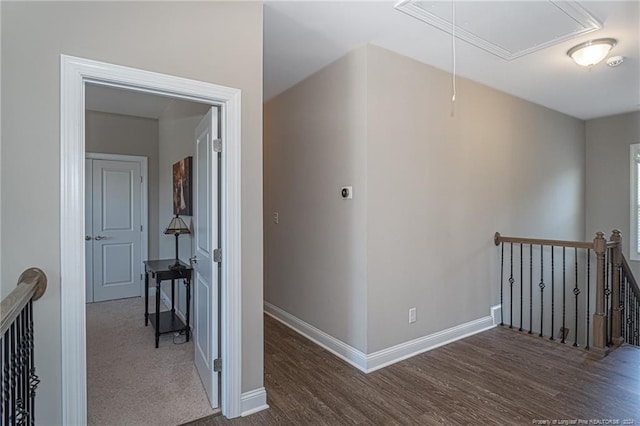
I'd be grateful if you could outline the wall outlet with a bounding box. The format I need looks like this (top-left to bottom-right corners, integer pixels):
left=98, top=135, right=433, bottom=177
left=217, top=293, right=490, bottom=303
left=409, top=307, right=417, bottom=324
left=273, top=212, right=279, bottom=224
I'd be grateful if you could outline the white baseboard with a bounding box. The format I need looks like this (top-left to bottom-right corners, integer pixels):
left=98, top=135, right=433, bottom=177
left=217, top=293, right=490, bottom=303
left=264, top=302, right=495, bottom=373
left=264, top=302, right=368, bottom=372
left=491, top=304, right=501, bottom=325
left=366, top=315, right=495, bottom=372
left=241, top=387, right=269, bottom=417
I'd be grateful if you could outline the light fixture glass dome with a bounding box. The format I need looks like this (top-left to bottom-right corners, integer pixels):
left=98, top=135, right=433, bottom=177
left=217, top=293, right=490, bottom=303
left=567, top=38, right=617, bottom=67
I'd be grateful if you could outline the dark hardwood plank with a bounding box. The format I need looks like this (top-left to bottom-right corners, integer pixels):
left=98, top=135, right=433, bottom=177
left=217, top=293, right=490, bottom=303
left=184, top=315, right=640, bottom=425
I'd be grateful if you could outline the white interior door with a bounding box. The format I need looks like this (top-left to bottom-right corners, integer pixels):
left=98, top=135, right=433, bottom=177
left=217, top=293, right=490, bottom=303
left=193, top=107, right=220, bottom=408
left=88, top=159, right=142, bottom=302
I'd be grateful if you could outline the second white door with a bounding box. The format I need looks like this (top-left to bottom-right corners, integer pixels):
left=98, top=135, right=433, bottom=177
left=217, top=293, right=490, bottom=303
left=86, top=158, right=143, bottom=302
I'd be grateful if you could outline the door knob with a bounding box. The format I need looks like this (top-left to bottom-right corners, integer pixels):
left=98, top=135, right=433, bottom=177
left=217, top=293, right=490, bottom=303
left=189, top=256, right=198, bottom=264
left=94, top=236, right=107, bottom=240
left=85, top=236, right=92, bottom=241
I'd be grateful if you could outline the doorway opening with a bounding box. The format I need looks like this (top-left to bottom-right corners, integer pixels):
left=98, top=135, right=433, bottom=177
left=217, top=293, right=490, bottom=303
left=83, top=86, right=218, bottom=423
left=60, top=55, right=243, bottom=424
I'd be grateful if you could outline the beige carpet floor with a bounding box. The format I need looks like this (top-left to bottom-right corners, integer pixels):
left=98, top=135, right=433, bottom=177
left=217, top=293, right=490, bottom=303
left=87, top=297, right=218, bottom=426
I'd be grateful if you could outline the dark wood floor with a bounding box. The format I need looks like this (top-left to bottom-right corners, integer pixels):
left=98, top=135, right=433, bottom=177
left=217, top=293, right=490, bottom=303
left=185, top=315, right=640, bottom=425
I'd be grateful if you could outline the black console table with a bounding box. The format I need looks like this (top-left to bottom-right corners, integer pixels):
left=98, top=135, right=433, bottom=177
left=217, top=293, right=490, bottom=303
left=144, top=259, right=192, bottom=348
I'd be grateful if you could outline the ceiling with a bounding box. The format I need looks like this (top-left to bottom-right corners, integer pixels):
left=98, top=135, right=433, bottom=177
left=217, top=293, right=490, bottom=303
left=263, top=1, right=640, bottom=120
left=85, top=84, right=209, bottom=119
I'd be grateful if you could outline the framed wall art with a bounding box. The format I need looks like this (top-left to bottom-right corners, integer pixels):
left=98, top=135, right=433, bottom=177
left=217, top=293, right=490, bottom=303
left=172, top=156, right=193, bottom=216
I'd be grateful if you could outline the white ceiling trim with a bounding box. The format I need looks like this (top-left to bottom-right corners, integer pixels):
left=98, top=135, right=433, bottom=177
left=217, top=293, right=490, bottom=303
left=394, top=0, right=602, bottom=60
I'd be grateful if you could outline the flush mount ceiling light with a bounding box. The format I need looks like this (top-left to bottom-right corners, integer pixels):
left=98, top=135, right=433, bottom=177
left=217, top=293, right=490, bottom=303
left=567, top=38, right=617, bottom=67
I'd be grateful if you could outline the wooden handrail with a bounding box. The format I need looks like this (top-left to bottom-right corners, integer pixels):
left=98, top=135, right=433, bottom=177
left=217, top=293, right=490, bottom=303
left=494, top=232, right=594, bottom=249
left=0, top=268, right=47, bottom=335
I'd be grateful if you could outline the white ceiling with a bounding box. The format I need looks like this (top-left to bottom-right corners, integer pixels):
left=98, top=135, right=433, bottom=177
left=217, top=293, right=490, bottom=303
left=85, top=84, right=210, bottom=119
left=263, top=1, right=640, bottom=120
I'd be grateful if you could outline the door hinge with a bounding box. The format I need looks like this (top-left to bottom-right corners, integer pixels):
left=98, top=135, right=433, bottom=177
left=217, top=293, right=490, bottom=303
left=213, top=248, right=222, bottom=263
left=140, top=175, right=143, bottom=183
left=213, top=358, right=222, bottom=372
left=140, top=225, right=143, bottom=232
left=213, top=139, right=222, bottom=153
left=140, top=273, right=143, bottom=281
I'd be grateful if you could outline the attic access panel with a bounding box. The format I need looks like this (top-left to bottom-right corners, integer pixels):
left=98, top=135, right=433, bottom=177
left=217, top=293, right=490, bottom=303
left=395, top=1, right=602, bottom=60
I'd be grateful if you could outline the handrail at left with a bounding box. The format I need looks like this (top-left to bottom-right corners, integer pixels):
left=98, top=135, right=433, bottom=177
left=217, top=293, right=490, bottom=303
left=0, top=268, right=47, bottom=335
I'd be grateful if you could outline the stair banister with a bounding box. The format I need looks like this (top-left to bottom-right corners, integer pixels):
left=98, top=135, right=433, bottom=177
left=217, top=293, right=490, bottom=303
left=609, top=230, right=623, bottom=346
left=1, top=267, right=47, bottom=425
left=592, top=232, right=607, bottom=354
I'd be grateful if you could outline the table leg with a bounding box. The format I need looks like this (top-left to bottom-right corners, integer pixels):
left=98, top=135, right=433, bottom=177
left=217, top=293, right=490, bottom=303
left=171, top=279, right=175, bottom=314
left=185, top=278, right=191, bottom=342
left=144, top=271, right=149, bottom=326
left=155, top=277, right=161, bottom=348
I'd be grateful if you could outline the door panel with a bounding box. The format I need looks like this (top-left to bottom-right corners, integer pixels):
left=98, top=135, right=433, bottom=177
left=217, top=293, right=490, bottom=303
left=91, top=159, right=142, bottom=302
left=193, top=107, right=220, bottom=409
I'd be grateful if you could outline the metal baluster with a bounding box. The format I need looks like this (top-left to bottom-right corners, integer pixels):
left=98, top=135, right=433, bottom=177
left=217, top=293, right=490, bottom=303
left=550, top=247, right=555, bottom=340
left=500, top=242, right=504, bottom=326
left=605, top=248, right=611, bottom=345
left=631, top=297, right=638, bottom=345
left=573, top=247, right=580, bottom=347
left=3, top=329, right=8, bottom=426
left=29, top=300, right=39, bottom=426
left=622, top=275, right=627, bottom=343
left=529, top=244, right=533, bottom=334
left=519, top=244, right=523, bottom=331
left=634, top=299, right=640, bottom=346
left=539, top=245, right=545, bottom=337
left=561, top=247, right=566, bottom=344
left=509, top=243, right=514, bottom=328
left=586, top=249, right=591, bottom=350
left=1, top=331, right=4, bottom=424
left=627, top=282, right=633, bottom=343
left=17, top=305, right=25, bottom=425
left=10, top=322, right=16, bottom=424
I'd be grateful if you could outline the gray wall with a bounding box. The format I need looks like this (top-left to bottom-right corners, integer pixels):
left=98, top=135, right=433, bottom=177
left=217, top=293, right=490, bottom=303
left=1, top=2, right=263, bottom=421
left=365, top=45, right=585, bottom=352
left=158, top=100, right=209, bottom=320
left=85, top=110, right=160, bottom=259
left=585, top=112, right=640, bottom=275
left=264, top=44, right=586, bottom=354
left=264, top=48, right=368, bottom=351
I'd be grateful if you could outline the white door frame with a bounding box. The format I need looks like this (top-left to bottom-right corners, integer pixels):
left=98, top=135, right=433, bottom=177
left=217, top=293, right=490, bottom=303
left=60, top=55, right=243, bottom=422
left=85, top=153, right=149, bottom=301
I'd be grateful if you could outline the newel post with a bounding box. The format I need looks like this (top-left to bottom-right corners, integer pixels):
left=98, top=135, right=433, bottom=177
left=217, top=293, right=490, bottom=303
left=610, top=230, right=623, bottom=346
left=593, top=231, right=608, bottom=355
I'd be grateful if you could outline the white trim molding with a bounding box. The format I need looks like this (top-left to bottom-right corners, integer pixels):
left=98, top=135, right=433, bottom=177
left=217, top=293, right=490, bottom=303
left=61, top=55, right=244, bottom=422
left=241, top=388, right=269, bottom=417
left=491, top=304, right=502, bottom=325
left=265, top=302, right=495, bottom=373
left=366, top=315, right=495, bottom=372
left=264, top=302, right=368, bottom=371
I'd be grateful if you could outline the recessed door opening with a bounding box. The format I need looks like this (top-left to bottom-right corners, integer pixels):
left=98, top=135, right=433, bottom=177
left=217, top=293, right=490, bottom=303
left=83, top=84, right=220, bottom=424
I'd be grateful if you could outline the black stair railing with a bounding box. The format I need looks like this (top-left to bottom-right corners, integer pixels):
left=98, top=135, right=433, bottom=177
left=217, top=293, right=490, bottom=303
left=0, top=268, right=47, bottom=425
left=618, top=254, right=640, bottom=346
left=495, top=230, right=632, bottom=355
